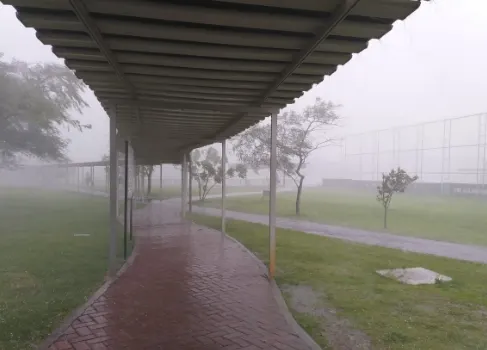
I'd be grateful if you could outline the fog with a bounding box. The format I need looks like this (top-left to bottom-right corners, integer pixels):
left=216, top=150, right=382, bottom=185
left=4, top=3, right=487, bottom=349
left=1, top=0, right=486, bottom=186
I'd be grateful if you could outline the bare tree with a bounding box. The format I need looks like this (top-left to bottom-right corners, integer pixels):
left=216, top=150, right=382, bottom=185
left=376, top=167, right=418, bottom=228
left=233, top=98, right=340, bottom=215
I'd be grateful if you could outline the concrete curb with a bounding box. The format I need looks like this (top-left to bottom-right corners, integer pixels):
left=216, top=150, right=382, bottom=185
left=190, top=221, right=322, bottom=350
left=37, top=239, right=139, bottom=350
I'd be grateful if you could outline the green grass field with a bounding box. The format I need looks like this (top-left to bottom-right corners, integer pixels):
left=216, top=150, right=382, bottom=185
left=200, top=187, right=487, bottom=246
left=0, top=188, right=127, bottom=350
left=91, top=183, right=266, bottom=201
left=191, top=214, right=487, bottom=350
left=148, top=184, right=266, bottom=200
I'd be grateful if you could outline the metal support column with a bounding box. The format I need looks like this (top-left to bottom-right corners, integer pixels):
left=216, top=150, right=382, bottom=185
left=188, top=153, right=193, bottom=214
left=160, top=164, right=163, bottom=190
left=123, top=140, right=129, bottom=260
left=130, top=149, right=136, bottom=240
left=181, top=154, right=188, bottom=220
left=108, top=106, right=118, bottom=277
left=141, top=171, right=145, bottom=199
left=221, top=140, right=227, bottom=235
left=136, top=167, right=139, bottom=199
left=116, top=154, right=120, bottom=217
left=269, top=112, right=278, bottom=280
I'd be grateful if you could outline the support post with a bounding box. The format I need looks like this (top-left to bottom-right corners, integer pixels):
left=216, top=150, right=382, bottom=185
left=77, top=166, right=80, bottom=192
left=130, top=196, right=134, bottom=240
left=123, top=140, right=129, bottom=260
left=221, top=140, right=227, bottom=235
left=135, top=167, right=139, bottom=199
left=116, top=154, right=120, bottom=217
left=269, top=112, right=278, bottom=280
left=141, top=171, right=145, bottom=199
left=108, top=106, right=118, bottom=277
left=130, top=149, right=136, bottom=240
left=181, top=153, right=188, bottom=220
left=188, top=153, right=193, bottom=214
left=160, top=164, right=163, bottom=190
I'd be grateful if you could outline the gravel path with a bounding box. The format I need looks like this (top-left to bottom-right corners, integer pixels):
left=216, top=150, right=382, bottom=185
left=193, top=206, right=487, bottom=264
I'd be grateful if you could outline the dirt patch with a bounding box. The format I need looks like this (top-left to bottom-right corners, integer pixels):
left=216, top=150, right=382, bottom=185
left=282, top=284, right=372, bottom=350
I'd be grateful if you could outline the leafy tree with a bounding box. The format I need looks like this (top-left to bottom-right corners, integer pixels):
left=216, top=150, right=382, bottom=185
left=376, top=167, right=418, bottom=228
left=191, top=146, right=247, bottom=201
left=233, top=98, right=340, bottom=215
left=0, top=55, right=89, bottom=167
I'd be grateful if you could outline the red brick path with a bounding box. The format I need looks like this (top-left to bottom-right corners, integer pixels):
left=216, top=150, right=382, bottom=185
left=48, top=203, right=310, bottom=349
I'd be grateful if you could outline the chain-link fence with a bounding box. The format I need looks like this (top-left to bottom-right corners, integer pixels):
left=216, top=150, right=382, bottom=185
left=321, top=113, right=487, bottom=191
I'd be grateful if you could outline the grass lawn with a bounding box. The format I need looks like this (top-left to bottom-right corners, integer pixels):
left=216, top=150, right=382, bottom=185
left=0, top=188, right=129, bottom=350
left=148, top=185, right=267, bottom=200
left=191, top=214, right=487, bottom=350
left=200, top=187, right=487, bottom=246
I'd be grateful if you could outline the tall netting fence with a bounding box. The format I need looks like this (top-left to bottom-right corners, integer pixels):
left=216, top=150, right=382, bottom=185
left=321, top=113, right=487, bottom=196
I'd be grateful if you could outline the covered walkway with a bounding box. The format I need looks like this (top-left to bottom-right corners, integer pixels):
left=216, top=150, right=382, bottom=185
left=3, top=0, right=422, bottom=278
left=46, top=202, right=309, bottom=350
left=3, top=1, right=422, bottom=348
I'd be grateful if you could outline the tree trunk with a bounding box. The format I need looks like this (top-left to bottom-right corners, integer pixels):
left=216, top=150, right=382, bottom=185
left=141, top=174, right=145, bottom=197
left=197, top=181, right=202, bottom=201
left=147, top=174, right=152, bottom=195
left=295, top=177, right=304, bottom=215
left=384, top=206, right=388, bottom=229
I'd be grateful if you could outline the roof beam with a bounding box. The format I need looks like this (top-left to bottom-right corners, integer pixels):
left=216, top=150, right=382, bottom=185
left=57, top=48, right=338, bottom=75
left=70, top=61, right=325, bottom=83
left=68, top=0, right=134, bottom=97
left=101, top=99, right=278, bottom=115
left=13, top=0, right=393, bottom=36
left=259, top=0, right=362, bottom=104
left=92, top=83, right=297, bottom=98
left=39, top=30, right=365, bottom=58
left=68, top=0, right=140, bottom=123
left=215, top=0, right=419, bottom=21
left=210, top=0, right=362, bottom=142
left=80, top=72, right=312, bottom=91
left=19, top=12, right=378, bottom=50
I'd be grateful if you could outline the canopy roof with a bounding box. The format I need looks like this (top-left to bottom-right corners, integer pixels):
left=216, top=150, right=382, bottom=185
left=4, top=0, right=421, bottom=164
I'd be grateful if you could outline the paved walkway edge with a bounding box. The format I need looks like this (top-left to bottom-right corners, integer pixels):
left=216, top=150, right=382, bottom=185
left=192, top=222, right=322, bottom=350
left=37, top=241, right=139, bottom=350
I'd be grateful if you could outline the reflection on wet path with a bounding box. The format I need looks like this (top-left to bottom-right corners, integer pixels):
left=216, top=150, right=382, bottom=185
left=47, top=202, right=308, bottom=349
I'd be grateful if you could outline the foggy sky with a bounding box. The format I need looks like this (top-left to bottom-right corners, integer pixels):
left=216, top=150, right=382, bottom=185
left=0, top=0, right=486, bottom=169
